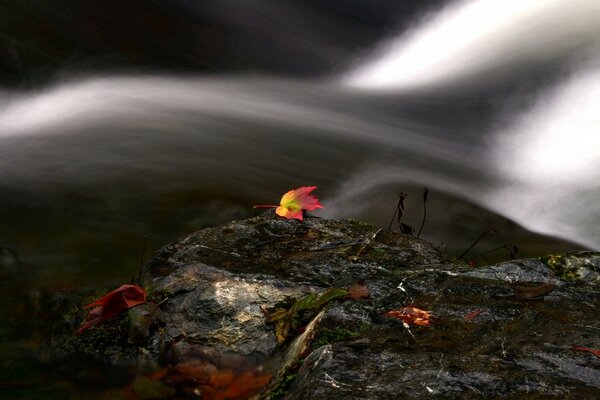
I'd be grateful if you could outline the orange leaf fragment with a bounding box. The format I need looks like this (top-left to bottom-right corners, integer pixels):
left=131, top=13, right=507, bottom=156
left=76, top=284, right=147, bottom=335
left=571, top=347, right=600, bottom=358
left=254, top=186, right=323, bottom=220
left=347, top=281, right=370, bottom=300
left=385, top=306, right=432, bottom=326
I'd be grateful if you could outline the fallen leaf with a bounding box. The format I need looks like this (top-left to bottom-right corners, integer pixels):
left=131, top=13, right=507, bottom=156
left=385, top=306, right=432, bottom=326
left=513, top=283, right=556, bottom=300
left=463, top=308, right=486, bottom=321
left=571, top=347, right=600, bottom=358
left=76, top=284, right=147, bottom=335
left=156, top=359, right=272, bottom=400
left=347, top=281, right=370, bottom=300
left=254, top=186, right=323, bottom=220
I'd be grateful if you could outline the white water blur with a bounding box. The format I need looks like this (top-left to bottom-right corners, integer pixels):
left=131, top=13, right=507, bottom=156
left=1, top=0, right=600, bottom=254
left=486, top=64, right=600, bottom=249
left=323, top=62, right=600, bottom=249
left=0, top=77, right=470, bottom=191
left=344, top=0, right=600, bottom=90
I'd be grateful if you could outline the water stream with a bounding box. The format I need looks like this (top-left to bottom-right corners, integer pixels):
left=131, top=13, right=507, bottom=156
left=1, top=0, right=599, bottom=282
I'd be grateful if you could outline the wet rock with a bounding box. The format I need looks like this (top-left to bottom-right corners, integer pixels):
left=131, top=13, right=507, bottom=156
left=461, top=258, right=563, bottom=284
left=38, top=211, right=600, bottom=398
left=149, top=262, right=308, bottom=356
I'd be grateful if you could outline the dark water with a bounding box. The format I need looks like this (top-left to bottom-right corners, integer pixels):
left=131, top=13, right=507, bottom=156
left=1, top=0, right=600, bottom=398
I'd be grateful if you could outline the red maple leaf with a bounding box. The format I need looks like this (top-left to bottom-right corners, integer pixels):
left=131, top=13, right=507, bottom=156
left=384, top=306, right=432, bottom=326
left=76, top=284, right=147, bottom=335
left=254, top=186, right=323, bottom=220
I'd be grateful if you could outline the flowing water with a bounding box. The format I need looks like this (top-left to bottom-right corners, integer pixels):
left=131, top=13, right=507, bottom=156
left=1, top=0, right=600, bottom=288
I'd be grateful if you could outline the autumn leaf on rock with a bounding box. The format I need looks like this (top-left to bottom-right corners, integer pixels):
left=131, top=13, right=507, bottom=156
left=385, top=306, right=432, bottom=327
left=254, top=186, right=323, bottom=220
left=347, top=281, right=370, bottom=300
left=76, top=284, right=147, bottom=335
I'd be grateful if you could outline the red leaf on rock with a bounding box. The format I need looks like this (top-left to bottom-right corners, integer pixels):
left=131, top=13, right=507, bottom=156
left=76, top=284, right=147, bottom=335
left=254, top=186, right=323, bottom=220
left=571, top=347, right=600, bottom=358
left=385, top=306, right=432, bottom=326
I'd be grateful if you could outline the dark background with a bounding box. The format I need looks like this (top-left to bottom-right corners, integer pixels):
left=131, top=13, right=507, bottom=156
left=0, top=0, right=446, bottom=87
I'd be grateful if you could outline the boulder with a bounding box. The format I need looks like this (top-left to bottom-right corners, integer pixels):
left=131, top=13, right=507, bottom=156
left=40, top=211, right=600, bottom=399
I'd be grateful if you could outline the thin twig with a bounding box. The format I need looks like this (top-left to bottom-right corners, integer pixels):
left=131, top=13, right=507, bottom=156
left=353, top=229, right=383, bottom=259
left=386, top=199, right=400, bottom=234
left=403, top=323, right=417, bottom=342
left=469, top=243, right=518, bottom=261
left=417, top=188, right=428, bottom=237
left=137, top=236, right=147, bottom=286
left=457, top=229, right=496, bottom=260
left=311, top=240, right=367, bottom=251
left=387, top=192, right=407, bottom=234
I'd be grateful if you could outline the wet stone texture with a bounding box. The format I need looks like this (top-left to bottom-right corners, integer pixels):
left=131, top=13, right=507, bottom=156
left=40, top=211, right=600, bottom=399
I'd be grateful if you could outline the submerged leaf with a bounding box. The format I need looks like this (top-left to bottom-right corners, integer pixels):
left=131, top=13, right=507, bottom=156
left=155, top=359, right=272, bottom=400
left=385, top=306, right=432, bottom=327
left=254, top=186, right=323, bottom=220
left=76, top=284, right=147, bottom=335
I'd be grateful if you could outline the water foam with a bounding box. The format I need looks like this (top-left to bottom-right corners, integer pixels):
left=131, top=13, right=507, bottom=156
left=344, top=0, right=600, bottom=90
left=485, top=64, right=600, bottom=249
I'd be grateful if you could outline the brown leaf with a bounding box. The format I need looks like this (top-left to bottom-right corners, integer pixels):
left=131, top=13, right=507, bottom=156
left=347, top=281, right=370, bottom=300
